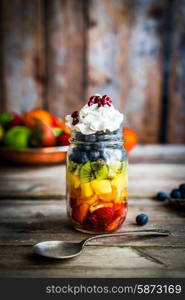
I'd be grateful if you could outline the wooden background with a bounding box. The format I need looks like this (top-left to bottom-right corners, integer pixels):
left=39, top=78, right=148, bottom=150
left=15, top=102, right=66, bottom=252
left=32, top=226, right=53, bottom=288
left=0, top=0, right=185, bottom=144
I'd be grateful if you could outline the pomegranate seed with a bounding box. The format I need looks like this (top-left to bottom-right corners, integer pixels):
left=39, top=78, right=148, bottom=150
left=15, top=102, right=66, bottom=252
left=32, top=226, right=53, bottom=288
left=107, top=103, right=111, bottom=107
left=98, top=101, right=102, bottom=107
left=72, top=118, right=79, bottom=125
left=101, top=98, right=106, bottom=105
left=89, top=95, right=95, bottom=101
left=94, top=96, right=101, bottom=103
left=102, top=95, right=107, bottom=100
left=71, top=110, right=79, bottom=118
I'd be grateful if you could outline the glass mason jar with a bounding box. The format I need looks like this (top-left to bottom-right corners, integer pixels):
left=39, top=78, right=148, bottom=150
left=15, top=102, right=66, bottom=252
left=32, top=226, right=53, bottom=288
left=66, top=129, right=128, bottom=234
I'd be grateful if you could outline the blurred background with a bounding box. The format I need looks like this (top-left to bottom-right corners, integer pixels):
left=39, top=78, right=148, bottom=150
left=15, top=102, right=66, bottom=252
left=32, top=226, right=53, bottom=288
left=0, top=0, right=184, bottom=144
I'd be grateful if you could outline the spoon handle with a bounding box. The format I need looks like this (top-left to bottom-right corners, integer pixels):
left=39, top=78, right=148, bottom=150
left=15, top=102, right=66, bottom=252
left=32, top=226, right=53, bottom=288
left=83, top=229, right=170, bottom=245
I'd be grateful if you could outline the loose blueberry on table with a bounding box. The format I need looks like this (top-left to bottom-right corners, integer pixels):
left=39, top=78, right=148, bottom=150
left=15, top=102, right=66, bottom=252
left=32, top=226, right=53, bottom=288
left=136, top=214, right=149, bottom=226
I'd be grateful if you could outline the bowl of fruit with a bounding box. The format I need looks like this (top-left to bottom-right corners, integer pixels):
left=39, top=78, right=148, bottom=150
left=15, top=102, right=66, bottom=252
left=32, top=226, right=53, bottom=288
left=0, top=110, right=71, bottom=165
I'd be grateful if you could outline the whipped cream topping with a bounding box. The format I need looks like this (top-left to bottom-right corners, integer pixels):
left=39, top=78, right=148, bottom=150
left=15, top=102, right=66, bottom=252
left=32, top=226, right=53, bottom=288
left=65, top=98, right=124, bottom=135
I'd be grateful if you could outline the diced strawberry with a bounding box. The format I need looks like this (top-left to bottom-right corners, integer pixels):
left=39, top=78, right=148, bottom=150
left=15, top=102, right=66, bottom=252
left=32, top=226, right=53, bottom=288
left=94, top=207, right=114, bottom=226
left=83, top=213, right=99, bottom=230
left=114, top=203, right=127, bottom=218
left=58, top=132, right=71, bottom=146
left=72, top=204, right=89, bottom=223
left=69, top=197, right=77, bottom=208
left=105, top=216, right=122, bottom=231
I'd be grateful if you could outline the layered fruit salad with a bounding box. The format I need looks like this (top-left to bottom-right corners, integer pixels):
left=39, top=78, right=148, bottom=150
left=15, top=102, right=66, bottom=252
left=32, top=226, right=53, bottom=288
left=65, top=94, right=128, bottom=233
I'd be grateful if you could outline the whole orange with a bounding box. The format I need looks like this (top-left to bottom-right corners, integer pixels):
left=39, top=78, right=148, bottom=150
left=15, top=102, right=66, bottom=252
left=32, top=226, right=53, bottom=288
left=123, top=127, right=138, bottom=152
left=22, top=109, right=52, bottom=129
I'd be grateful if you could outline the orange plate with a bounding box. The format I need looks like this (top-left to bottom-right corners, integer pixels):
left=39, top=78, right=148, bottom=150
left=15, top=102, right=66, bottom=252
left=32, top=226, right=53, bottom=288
left=0, top=146, right=68, bottom=165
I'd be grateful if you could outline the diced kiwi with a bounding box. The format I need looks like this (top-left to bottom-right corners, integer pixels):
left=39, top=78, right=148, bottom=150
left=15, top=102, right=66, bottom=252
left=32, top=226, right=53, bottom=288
left=109, top=160, right=127, bottom=178
left=80, top=160, right=109, bottom=183
left=91, top=160, right=109, bottom=180
left=80, top=161, right=94, bottom=183
left=67, top=162, right=81, bottom=175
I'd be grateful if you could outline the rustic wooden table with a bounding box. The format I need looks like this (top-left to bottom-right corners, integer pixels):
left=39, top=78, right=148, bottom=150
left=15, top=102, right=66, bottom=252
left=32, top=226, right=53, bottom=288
left=0, top=145, right=185, bottom=278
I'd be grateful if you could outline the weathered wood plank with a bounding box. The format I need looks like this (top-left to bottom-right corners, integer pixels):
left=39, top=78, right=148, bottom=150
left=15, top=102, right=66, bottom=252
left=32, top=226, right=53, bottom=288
left=0, top=199, right=184, bottom=247
left=87, top=0, right=165, bottom=143
left=45, top=0, right=86, bottom=118
left=0, top=161, right=184, bottom=198
left=130, top=145, right=185, bottom=163
left=0, top=0, right=45, bottom=113
left=167, top=0, right=185, bottom=143
left=0, top=244, right=184, bottom=278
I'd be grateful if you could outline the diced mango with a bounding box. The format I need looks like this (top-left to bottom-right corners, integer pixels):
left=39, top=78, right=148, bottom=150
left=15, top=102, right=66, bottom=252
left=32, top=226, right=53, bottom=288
left=69, top=187, right=81, bottom=199
left=111, top=174, right=128, bottom=202
left=81, top=182, right=93, bottom=198
left=79, top=194, right=98, bottom=205
left=89, top=203, right=104, bottom=213
left=99, top=193, right=113, bottom=202
left=111, top=174, right=126, bottom=190
left=68, top=173, right=81, bottom=189
left=91, top=180, right=112, bottom=194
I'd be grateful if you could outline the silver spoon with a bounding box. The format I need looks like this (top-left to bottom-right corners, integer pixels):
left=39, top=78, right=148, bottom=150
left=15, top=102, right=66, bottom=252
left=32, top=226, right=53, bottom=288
left=33, top=229, right=170, bottom=259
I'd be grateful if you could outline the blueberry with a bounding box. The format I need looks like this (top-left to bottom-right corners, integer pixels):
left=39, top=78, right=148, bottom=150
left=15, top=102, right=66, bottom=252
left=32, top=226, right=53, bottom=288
left=84, top=134, right=96, bottom=142
left=72, top=148, right=88, bottom=164
left=76, top=132, right=85, bottom=142
left=80, top=152, right=89, bottom=164
left=89, top=151, right=100, bottom=162
left=179, top=183, right=185, bottom=193
left=155, top=192, right=168, bottom=201
left=136, top=214, right=148, bottom=226
left=78, top=144, right=91, bottom=151
left=99, top=150, right=110, bottom=160
left=170, top=189, right=181, bottom=199
left=97, top=134, right=105, bottom=141
left=69, top=153, right=75, bottom=161
left=181, top=192, right=185, bottom=199
left=92, top=142, right=105, bottom=150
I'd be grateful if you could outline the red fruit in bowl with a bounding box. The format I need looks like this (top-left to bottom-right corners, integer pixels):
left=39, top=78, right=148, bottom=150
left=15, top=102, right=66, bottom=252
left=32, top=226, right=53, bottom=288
left=9, top=112, right=22, bottom=127
left=51, top=115, right=71, bottom=134
left=58, top=132, right=71, bottom=146
left=51, top=115, right=61, bottom=127
left=0, top=112, right=22, bottom=128
left=30, top=121, right=56, bottom=147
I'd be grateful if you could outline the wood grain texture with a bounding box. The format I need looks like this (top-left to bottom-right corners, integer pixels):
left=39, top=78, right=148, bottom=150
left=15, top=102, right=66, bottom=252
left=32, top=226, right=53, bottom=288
left=167, top=0, right=185, bottom=143
left=87, top=0, right=165, bottom=143
left=1, top=0, right=45, bottom=113
left=0, top=199, right=185, bottom=247
left=0, top=145, right=184, bottom=199
left=0, top=245, right=185, bottom=277
left=0, top=199, right=184, bottom=277
left=0, top=163, right=184, bottom=199
left=45, top=0, right=86, bottom=118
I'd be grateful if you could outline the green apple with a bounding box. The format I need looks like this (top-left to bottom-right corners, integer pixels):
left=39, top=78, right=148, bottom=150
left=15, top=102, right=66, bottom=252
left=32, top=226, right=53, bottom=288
left=0, top=112, right=12, bottom=128
left=0, top=125, right=4, bottom=141
left=4, top=126, right=31, bottom=149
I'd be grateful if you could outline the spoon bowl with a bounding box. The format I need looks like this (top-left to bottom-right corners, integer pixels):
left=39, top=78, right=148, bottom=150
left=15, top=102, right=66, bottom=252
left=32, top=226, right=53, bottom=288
left=33, top=240, right=84, bottom=259
left=33, top=229, right=170, bottom=259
